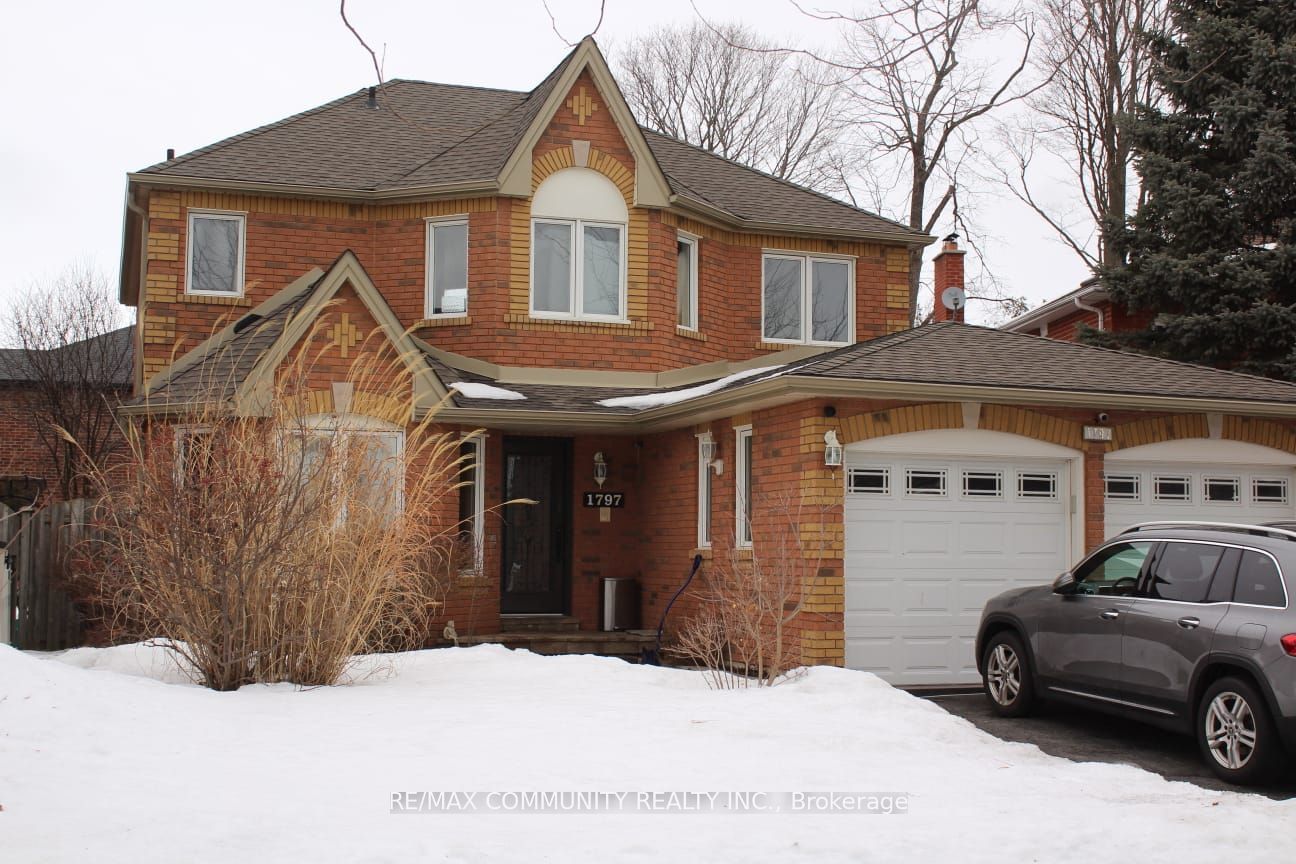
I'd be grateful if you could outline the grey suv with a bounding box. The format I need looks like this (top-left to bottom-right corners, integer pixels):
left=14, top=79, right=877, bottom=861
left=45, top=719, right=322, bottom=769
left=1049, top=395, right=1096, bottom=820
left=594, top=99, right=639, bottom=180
left=976, top=522, right=1296, bottom=785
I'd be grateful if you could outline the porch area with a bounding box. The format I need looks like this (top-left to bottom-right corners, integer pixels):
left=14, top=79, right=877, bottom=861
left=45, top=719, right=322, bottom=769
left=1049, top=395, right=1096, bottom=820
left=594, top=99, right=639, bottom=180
left=454, top=615, right=658, bottom=663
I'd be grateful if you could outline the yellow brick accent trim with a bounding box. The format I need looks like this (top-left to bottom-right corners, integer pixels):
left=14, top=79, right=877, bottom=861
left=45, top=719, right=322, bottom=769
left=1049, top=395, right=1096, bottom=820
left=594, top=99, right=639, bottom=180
left=676, top=326, right=707, bottom=341
left=838, top=403, right=961, bottom=444
left=1223, top=416, right=1296, bottom=454
left=1110, top=414, right=1209, bottom=451
left=416, top=316, right=472, bottom=328
left=328, top=313, right=364, bottom=359
left=179, top=293, right=253, bottom=307
left=502, top=313, right=652, bottom=335
left=980, top=405, right=1084, bottom=450
left=800, top=630, right=845, bottom=666
left=885, top=247, right=909, bottom=273
left=147, top=230, right=179, bottom=261
left=291, top=389, right=409, bottom=426
left=148, top=191, right=181, bottom=220
left=799, top=522, right=843, bottom=557
left=175, top=191, right=495, bottom=221
left=661, top=211, right=894, bottom=258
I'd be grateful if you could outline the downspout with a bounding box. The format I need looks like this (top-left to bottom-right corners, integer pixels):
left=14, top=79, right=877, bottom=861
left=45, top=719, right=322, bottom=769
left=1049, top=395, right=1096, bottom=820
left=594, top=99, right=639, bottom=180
left=125, top=189, right=148, bottom=392
left=1074, top=295, right=1105, bottom=331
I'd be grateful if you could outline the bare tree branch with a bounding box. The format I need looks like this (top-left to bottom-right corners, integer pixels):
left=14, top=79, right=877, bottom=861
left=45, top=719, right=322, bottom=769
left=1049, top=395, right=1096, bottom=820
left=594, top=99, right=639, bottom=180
left=543, top=0, right=607, bottom=48
left=339, top=0, right=384, bottom=85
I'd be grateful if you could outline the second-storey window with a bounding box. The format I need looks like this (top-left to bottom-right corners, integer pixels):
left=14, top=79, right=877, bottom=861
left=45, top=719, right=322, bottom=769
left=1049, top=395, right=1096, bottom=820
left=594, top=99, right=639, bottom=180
left=532, top=219, right=624, bottom=318
left=426, top=219, right=468, bottom=317
left=678, top=234, right=698, bottom=329
left=762, top=254, right=852, bottom=345
left=530, top=167, right=628, bottom=322
left=187, top=210, right=245, bottom=296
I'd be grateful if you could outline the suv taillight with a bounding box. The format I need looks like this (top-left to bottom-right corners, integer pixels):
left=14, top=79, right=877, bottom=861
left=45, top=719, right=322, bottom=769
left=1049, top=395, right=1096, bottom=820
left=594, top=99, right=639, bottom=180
left=1282, top=634, right=1296, bottom=657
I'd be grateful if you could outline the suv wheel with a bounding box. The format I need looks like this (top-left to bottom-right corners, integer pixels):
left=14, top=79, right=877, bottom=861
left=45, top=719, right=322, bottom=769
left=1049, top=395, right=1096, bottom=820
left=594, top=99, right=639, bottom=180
left=1197, top=676, right=1281, bottom=785
left=982, top=631, right=1035, bottom=717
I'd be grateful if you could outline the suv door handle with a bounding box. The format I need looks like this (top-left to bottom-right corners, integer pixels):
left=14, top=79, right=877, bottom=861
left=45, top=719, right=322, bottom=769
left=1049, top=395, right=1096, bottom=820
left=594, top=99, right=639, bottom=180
left=1177, top=616, right=1200, bottom=630
left=1100, top=609, right=1121, bottom=620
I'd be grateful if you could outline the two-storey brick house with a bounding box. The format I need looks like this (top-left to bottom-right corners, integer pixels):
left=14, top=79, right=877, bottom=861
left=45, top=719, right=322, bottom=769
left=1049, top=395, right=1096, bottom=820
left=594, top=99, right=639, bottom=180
left=118, top=39, right=1296, bottom=686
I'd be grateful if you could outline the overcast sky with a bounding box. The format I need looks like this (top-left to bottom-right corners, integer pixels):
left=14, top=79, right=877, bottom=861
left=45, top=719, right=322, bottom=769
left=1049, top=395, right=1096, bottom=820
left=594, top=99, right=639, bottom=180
left=0, top=0, right=1091, bottom=327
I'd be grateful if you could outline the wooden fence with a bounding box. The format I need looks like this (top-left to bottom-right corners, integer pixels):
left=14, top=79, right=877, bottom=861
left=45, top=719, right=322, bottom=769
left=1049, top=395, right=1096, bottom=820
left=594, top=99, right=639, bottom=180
left=1, top=499, right=88, bottom=650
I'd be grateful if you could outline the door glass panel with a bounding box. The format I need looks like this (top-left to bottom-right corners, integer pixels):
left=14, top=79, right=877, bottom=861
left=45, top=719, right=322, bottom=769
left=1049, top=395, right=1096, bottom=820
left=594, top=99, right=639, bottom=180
left=1073, top=542, right=1153, bottom=596
left=1234, top=550, right=1285, bottom=607
left=1145, top=542, right=1225, bottom=603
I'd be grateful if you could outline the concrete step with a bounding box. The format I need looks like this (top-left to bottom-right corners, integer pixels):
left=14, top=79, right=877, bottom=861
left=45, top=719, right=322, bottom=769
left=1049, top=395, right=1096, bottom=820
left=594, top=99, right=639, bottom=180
left=499, top=615, right=581, bottom=633
left=457, top=629, right=658, bottom=663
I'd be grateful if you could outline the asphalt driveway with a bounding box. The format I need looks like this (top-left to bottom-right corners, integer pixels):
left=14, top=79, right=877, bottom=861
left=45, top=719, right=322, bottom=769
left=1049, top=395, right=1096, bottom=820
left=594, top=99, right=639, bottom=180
left=929, top=691, right=1296, bottom=799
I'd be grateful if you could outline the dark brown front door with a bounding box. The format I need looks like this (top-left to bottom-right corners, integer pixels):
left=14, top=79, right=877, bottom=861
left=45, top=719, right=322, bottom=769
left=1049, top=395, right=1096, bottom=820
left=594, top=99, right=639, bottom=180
left=500, top=437, right=570, bottom=614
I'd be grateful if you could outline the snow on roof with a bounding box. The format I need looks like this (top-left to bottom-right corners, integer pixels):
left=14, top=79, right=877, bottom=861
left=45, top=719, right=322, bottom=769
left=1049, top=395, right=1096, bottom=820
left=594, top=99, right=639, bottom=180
left=596, top=366, right=783, bottom=410
left=451, top=382, right=527, bottom=401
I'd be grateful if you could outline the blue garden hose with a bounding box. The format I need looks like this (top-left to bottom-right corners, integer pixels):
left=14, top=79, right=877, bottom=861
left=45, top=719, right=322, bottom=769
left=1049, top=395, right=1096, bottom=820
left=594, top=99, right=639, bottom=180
left=641, top=553, right=704, bottom=665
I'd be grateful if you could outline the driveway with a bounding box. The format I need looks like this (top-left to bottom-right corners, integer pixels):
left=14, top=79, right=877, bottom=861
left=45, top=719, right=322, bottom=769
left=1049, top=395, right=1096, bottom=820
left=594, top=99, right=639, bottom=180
left=929, top=691, right=1296, bottom=799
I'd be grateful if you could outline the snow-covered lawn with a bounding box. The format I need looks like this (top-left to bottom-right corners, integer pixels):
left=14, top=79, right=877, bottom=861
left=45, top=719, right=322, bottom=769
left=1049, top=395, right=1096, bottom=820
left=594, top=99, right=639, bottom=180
left=3, top=643, right=1293, bottom=863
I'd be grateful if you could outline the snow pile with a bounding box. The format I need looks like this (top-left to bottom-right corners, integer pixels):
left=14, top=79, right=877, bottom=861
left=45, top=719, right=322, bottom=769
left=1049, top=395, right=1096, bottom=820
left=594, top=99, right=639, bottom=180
left=450, top=381, right=526, bottom=400
left=597, top=365, right=784, bottom=409
left=3, top=642, right=1294, bottom=863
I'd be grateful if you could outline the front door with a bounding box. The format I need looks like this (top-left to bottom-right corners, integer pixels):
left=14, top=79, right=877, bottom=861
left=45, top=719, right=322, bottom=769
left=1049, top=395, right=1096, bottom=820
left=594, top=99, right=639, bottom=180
left=500, top=437, right=570, bottom=614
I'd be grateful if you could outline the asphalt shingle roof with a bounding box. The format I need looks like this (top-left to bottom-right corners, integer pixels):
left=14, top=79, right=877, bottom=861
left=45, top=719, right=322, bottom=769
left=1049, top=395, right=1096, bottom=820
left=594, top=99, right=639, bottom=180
left=137, top=45, right=926, bottom=243
left=787, top=323, right=1296, bottom=404
left=0, top=327, right=134, bottom=386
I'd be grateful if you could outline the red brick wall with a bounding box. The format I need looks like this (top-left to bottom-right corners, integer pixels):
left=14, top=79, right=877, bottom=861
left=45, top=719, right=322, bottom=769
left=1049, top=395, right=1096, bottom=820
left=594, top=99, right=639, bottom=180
left=0, top=386, right=56, bottom=487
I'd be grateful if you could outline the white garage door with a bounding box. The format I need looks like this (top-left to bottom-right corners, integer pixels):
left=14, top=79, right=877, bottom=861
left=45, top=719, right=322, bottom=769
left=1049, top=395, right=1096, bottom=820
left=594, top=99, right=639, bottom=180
left=844, top=455, right=1070, bottom=687
left=1104, top=463, right=1296, bottom=538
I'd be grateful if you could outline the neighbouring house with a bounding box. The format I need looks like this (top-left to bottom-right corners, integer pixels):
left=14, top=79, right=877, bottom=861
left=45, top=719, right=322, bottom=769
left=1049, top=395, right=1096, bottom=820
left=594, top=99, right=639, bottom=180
left=1001, top=278, right=1153, bottom=341
left=116, top=38, right=1296, bottom=686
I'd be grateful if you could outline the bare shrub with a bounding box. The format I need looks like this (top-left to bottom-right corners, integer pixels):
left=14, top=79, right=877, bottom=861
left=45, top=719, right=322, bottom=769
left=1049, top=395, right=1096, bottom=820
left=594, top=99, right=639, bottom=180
left=673, top=494, right=829, bottom=689
left=78, top=319, right=469, bottom=690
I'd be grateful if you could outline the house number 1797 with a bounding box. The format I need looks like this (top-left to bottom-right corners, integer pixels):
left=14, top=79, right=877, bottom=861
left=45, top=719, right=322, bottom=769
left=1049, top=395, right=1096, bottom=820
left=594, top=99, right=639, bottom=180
left=583, top=492, right=625, bottom=508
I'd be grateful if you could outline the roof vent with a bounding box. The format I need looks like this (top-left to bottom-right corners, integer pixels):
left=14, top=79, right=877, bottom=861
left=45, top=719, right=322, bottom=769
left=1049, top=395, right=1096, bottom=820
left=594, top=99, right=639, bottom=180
left=367, top=86, right=378, bottom=109
left=233, top=313, right=263, bottom=334
left=166, top=148, right=175, bottom=161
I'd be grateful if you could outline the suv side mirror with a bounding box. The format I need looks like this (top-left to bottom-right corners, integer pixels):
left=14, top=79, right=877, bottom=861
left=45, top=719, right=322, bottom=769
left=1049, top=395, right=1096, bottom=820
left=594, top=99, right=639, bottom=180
left=1052, top=571, right=1077, bottom=594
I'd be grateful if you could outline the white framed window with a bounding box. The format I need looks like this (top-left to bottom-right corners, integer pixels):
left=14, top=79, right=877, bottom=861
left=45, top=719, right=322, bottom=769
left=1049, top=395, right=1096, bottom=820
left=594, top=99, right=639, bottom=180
left=531, top=219, right=625, bottom=320
left=735, top=425, right=753, bottom=548
left=294, top=415, right=405, bottom=521
left=677, top=233, right=699, bottom=330
left=174, top=425, right=213, bottom=486
left=1017, top=472, right=1059, bottom=499
left=848, top=467, right=890, bottom=495
left=696, top=433, right=713, bottom=548
left=962, top=470, right=1003, bottom=498
left=530, top=167, right=629, bottom=322
left=186, top=210, right=245, bottom=296
left=905, top=468, right=947, bottom=497
left=761, top=252, right=853, bottom=345
left=425, top=218, right=468, bottom=317
left=458, top=435, right=485, bottom=573
left=1104, top=473, right=1141, bottom=501
left=1153, top=474, right=1192, bottom=503
left=1254, top=477, right=1290, bottom=504
left=1203, top=476, right=1241, bottom=504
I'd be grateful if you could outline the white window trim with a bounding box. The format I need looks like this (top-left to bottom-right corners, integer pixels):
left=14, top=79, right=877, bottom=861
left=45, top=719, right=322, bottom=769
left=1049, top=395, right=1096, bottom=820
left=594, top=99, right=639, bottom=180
left=529, top=217, right=628, bottom=322
left=424, top=216, right=469, bottom=319
left=760, top=250, right=855, bottom=346
left=298, top=414, right=406, bottom=517
left=677, top=232, right=700, bottom=331
left=462, top=434, right=486, bottom=573
left=185, top=209, right=246, bottom=297
left=174, top=424, right=212, bottom=486
left=735, top=425, right=753, bottom=548
left=696, top=432, right=712, bottom=549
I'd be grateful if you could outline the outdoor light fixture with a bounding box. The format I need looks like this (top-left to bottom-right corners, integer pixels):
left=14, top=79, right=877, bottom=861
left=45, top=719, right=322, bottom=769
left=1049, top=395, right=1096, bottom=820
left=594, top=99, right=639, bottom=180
left=593, top=451, right=609, bottom=488
left=698, top=431, right=723, bottom=475
left=824, top=430, right=843, bottom=468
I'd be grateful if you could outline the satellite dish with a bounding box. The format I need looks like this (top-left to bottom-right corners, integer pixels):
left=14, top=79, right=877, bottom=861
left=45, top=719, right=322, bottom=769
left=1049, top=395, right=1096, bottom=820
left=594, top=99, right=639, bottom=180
left=941, top=286, right=966, bottom=311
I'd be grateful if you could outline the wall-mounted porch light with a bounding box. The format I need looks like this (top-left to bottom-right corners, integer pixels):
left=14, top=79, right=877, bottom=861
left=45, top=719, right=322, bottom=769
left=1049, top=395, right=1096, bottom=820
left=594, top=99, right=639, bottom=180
left=698, top=431, right=723, bottom=475
left=593, top=451, right=609, bottom=488
left=824, top=430, right=843, bottom=468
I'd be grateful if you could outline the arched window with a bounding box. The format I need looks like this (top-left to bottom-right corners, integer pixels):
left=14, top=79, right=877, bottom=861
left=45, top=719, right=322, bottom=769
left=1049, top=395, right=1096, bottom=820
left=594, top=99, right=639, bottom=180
left=530, top=167, right=628, bottom=321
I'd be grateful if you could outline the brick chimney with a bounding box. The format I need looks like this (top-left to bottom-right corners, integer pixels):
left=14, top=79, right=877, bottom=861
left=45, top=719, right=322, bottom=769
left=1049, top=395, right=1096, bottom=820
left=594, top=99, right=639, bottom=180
left=932, top=235, right=966, bottom=323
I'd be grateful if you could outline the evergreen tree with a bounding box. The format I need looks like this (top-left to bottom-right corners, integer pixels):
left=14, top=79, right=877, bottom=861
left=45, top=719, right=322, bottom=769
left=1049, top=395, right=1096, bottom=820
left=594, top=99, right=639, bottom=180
left=1091, top=0, right=1296, bottom=379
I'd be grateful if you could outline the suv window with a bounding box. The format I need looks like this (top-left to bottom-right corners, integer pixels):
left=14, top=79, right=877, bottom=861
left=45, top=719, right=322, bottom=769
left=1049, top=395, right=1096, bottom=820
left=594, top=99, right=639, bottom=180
left=1234, top=550, right=1285, bottom=607
left=1144, top=541, right=1226, bottom=603
left=1073, top=542, right=1153, bottom=595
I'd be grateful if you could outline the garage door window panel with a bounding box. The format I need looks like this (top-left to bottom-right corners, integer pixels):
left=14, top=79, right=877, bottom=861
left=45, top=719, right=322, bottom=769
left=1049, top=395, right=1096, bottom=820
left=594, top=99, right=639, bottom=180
left=1203, top=476, right=1240, bottom=504
left=1153, top=475, right=1192, bottom=503
left=1104, top=473, right=1140, bottom=502
left=1018, top=472, right=1058, bottom=500
left=962, top=470, right=1003, bottom=498
left=1253, top=478, right=1289, bottom=505
left=848, top=467, right=889, bottom=495
left=905, top=468, right=947, bottom=497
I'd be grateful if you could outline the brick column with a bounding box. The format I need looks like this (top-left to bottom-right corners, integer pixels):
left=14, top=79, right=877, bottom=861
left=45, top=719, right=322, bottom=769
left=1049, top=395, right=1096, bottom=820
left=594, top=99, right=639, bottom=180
left=932, top=237, right=966, bottom=323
